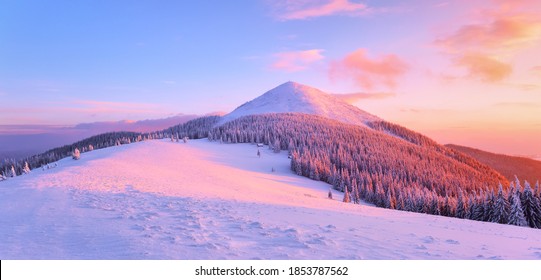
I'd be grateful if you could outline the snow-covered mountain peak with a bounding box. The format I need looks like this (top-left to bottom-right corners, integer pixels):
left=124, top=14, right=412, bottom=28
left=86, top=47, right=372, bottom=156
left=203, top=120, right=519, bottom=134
left=219, top=81, right=381, bottom=126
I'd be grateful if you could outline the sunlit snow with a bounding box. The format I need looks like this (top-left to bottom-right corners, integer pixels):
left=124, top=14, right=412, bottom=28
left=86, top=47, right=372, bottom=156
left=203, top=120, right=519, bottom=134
left=1, top=139, right=540, bottom=259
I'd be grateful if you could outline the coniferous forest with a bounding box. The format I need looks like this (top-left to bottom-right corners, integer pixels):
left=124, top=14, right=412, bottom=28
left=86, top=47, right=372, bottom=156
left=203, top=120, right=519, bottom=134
left=2, top=113, right=540, bottom=229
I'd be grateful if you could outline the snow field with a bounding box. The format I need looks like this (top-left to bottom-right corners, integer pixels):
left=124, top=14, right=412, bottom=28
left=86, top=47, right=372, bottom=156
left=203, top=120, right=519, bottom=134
left=1, top=139, right=540, bottom=259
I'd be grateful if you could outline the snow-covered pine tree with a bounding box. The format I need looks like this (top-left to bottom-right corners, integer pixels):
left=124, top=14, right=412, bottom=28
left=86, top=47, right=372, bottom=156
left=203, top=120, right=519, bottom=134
left=470, top=194, right=485, bottom=221
left=351, top=178, right=360, bottom=204
left=10, top=166, right=16, bottom=177
left=508, top=192, right=528, bottom=227
left=328, top=189, right=333, bottom=199
left=466, top=196, right=475, bottom=220
left=0, top=171, right=6, bottom=181
left=520, top=181, right=541, bottom=228
left=72, top=148, right=81, bottom=160
left=273, top=138, right=280, bottom=153
left=22, top=162, right=31, bottom=174
left=343, top=185, right=351, bottom=203
left=491, top=183, right=509, bottom=224
left=442, top=195, right=452, bottom=217
left=483, top=189, right=495, bottom=222
left=456, top=190, right=466, bottom=219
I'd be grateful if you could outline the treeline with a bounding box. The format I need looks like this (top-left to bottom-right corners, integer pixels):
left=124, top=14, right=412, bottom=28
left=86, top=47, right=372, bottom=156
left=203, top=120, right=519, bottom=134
left=208, top=113, right=539, bottom=229
left=165, top=115, right=220, bottom=140
left=1, top=116, right=220, bottom=179
left=1, top=131, right=143, bottom=178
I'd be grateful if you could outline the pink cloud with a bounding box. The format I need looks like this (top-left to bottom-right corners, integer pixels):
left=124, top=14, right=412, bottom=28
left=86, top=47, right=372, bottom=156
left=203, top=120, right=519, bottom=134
left=272, top=0, right=369, bottom=20
left=436, top=15, right=541, bottom=53
left=330, top=48, right=408, bottom=90
left=456, top=53, right=512, bottom=82
left=271, top=49, right=325, bottom=72
left=435, top=0, right=541, bottom=83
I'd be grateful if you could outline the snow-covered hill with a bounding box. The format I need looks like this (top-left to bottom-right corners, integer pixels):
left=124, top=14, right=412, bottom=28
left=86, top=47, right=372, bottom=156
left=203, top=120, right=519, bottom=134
left=218, top=81, right=381, bottom=126
left=1, top=139, right=539, bottom=259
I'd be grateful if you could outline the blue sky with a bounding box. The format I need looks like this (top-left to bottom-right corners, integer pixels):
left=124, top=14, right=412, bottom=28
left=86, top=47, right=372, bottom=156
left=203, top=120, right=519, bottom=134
left=1, top=0, right=540, bottom=155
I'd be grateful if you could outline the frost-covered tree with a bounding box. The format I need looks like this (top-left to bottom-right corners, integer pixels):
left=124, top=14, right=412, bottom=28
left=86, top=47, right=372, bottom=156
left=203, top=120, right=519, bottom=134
left=456, top=191, right=466, bottom=219
left=508, top=192, right=527, bottom=227
left=10, top=166, right=16, bottom=177
left=72, top=148, right=80, bottom=160
left=273, top=138, right=280, bottom=153
left=88, top=144, right=94, bottom=151
left=0, top=171, right=6, bottom=181
left=491, top=183, right=509, bottom=224
left=343, top=185, right=351, bottom=203
left=483, top=189, right=495, bottom=222
left=328, top=189, right=333, bottom=199
left=22, top=162, right=31, bottom=174
left=351, top=178, right=360, bottom=204
left=520, top=181, right=541, bottom=229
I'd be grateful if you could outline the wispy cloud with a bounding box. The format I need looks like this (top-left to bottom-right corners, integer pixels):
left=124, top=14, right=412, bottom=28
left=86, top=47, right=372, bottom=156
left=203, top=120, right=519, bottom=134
left=329, top=48, right=408, bottom=90
left=271, top=49, right=325, bottom=72
left=270, top=0, right=369, bottom=21
left=435, top=0, right=541, bottom=83
left=332, top=92, right=395, bottom=103
left=456, top=53, right=512, bottom=82
left=0, top=100, right=165, bottom=125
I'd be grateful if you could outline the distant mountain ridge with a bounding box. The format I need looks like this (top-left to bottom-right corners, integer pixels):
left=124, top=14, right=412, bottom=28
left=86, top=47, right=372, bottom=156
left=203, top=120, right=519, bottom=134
left=446, top=144, right=541, bottom=184
left=219, top=81, right=381, bottom=126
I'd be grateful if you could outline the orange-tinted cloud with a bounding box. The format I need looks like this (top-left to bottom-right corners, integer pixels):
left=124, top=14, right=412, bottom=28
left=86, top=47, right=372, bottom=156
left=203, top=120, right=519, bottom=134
left=456, top=53, right=512, bottom=82
left=272, top=0, right=369, bottom=20
left=330, top=48, right=408, bottom=90
left=436, top=15, right=541, bottom=53
left=332, top=92, right=395, bottom=103
left=435, top=0, right=541, bottom=83
left=271, top=49, right=324, bottom=72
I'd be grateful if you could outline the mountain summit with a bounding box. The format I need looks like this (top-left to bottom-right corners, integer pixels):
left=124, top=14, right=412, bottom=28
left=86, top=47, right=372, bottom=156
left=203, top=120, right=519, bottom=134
left=219, top=81, right=381, bottom=126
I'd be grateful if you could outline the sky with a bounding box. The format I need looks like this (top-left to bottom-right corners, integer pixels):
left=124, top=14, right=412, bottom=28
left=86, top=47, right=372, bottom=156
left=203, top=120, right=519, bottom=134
left=1, top=0, right=540, bottom=156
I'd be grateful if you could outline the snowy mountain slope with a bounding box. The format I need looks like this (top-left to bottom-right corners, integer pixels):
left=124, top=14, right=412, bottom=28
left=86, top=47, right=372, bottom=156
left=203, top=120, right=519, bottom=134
left=1, top=139, right=540, bottom=259
left=218, top=81, right=381, bottom=126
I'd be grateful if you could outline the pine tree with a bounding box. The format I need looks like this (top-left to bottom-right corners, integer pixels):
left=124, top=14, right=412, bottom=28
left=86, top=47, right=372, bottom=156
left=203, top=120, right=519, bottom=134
left=442, top=195, right=452, bottom=217
left=466, top=196, right=475, bottom=219
left=508, top=192, right=527, bottom=227
left=328, top=189, right=333, bottom=199
left=10, top=166, right=16, bottom=177
left=22, top=162, right=31, bottom=174
left=456, top=191, right=466, bottom=219
left=72, top=148, right=81, bottom=160
left=470, top=195, right=485, bottom=221
left=520, top=181, right=541, bottom=228
left=491, top=183, right=509, bottom=224
left=483, top=189, right=495, bottom=222
left=343, top=185, right=351, bottom=203
left=352, top=179, right=360, bottom=204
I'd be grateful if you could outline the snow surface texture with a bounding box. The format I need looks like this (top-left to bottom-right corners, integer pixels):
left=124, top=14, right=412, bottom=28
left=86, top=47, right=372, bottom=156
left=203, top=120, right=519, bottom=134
left=218, top=81, right=381, bottom=126
left=1, top=139, right=540, bottom=260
